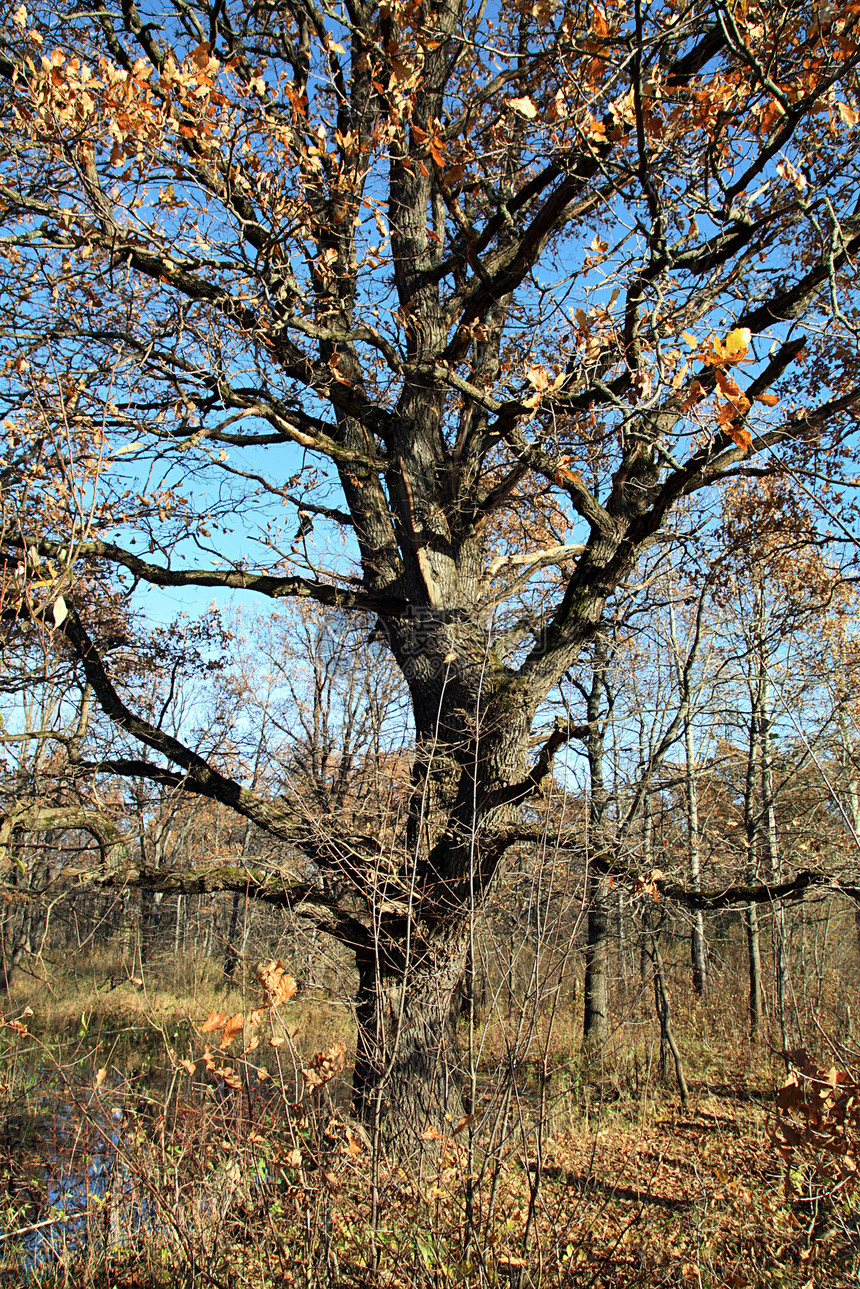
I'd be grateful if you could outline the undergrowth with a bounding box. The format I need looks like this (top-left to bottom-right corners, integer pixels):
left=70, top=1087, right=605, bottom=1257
left=0, top=953, right=855, bottom=1288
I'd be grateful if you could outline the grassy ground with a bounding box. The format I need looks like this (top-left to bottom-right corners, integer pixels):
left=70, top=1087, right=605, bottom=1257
left=0, top=952, right=854, bottom=1288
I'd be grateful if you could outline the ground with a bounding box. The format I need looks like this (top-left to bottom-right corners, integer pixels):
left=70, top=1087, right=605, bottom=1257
left=0, top=951, right=855, bottom=1287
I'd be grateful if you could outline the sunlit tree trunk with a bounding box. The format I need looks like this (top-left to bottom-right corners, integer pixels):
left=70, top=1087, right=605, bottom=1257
left=583, top=635, right=612, bottom=1048
left=647, top=910, right=690, bottom=1105
left=743, top=702, right=763, bottom=1043
left=668, top=590, right=708, bottom=1000
left=759, top=654, right=788, bottom=1053
left=683, top=714, right=708, bottom=1001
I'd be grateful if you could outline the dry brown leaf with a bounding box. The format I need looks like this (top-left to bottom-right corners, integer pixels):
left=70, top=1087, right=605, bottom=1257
left=220, top=1013, right=245, bottom=1048
left=303, top=1041, right=347, bottom=1093
left=255, top=960, right=298, bottom=1008
left=199, top=1009, right=231, bottom=1034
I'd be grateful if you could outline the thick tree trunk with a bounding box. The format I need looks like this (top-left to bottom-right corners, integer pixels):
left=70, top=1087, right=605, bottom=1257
left=344, top=659, right=541, bottom=1155
left=352, top=931, right=468, bottom=1155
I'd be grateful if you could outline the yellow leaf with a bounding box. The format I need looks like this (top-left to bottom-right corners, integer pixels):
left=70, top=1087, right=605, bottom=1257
left=723, top=326, right=751, bottom=361
left=95, top=1067, right=107, bottom=1090
left=509, top=96, right=537, bottom=119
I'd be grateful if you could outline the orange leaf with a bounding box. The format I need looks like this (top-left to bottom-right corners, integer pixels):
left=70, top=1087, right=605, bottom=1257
left=199, top=1010, right=230, bottom=1034
left=256, top=960, right=298, bottom=1007
left=714, top=368, right=741, bottom=397
left=220, top=1013, right=245, bottom=1048
left=724, top=421, right=752, bottom=451
left=420, top=1125, right=445, bottom=1140
left=680, top=379, right=705, bottom=410
left=345, top=1128, right=363, bottom=1156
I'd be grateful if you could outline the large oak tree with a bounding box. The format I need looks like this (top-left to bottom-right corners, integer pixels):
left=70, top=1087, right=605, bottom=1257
left=3, top=0, right=860, bottom=1148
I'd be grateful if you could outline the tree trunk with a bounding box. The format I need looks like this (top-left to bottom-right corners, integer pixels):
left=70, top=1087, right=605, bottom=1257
left=837, top=711, right=860, bottom=976
left=583, top=635, right=612, bottom=1047
left=759, top=659, right=789, bottom=1053
left=684, top=714, right=708, bottom=1001
left=667, top=590, right=708, bottom=1001
left=174, top=894, right=183, bottom=957
left=746, top=902, right=763, bottom=1041
left=648, top=920, right=689, bottom=1106
left=353, top=931, right=468, bottom=1155
left=583, top=872, right=610, bottom=1046
left=743, top=672, right=763, bottom=1044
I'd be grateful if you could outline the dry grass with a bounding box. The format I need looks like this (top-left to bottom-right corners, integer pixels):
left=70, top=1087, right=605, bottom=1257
left=0, top=949, right=856, bottom=1288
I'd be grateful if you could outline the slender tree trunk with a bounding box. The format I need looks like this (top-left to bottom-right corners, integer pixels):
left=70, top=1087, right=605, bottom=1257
left=684, top=715, right=708, bottom=1001
left=648, top=920, right=689, bottom=1105
left=838, top=712, right=860, bottom=973
left=583, top=637, right=612, bottom=1048
left=746, top=903, right=763, bottom=1041
left=743, top=680, right=763, bottom=1043
left=667, top=591, right=708, bottom=1001
left=759, top=660, right=788, bottom=1053
left=583, top=871, right=610, bottom=1046
left=174, top=894, right=183, bottom=958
